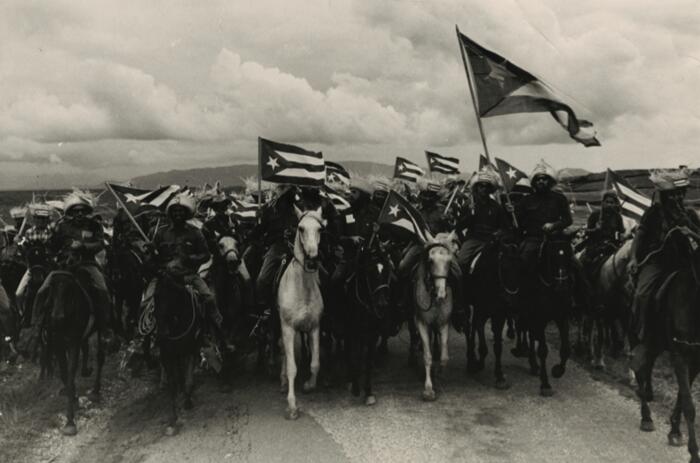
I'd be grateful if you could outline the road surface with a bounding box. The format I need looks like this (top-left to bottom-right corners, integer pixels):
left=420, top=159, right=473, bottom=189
left=15, top=327, right=688, bottom=463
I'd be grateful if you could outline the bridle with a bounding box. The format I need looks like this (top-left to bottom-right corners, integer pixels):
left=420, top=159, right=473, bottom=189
left=353, top=247, right=392, bottom=319
left=294, top=211, right=325, bottom=273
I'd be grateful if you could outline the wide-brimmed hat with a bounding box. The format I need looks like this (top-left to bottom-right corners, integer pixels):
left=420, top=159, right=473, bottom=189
left=530, top=159, right=558, bottom=185
left=166, top=193, right=197, bottom=218
left=649, top=168, right=690, bottom=191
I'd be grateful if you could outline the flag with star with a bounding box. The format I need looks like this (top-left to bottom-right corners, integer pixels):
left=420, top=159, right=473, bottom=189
left=457, top=28, right=600, bottom=147
left=377, top=190, right=432, bottom=243
left=259, top=137, right=325, bottom=187
left=479, top=154, right=497, bottom=172
left=393, top=157, right=425, bottom=182
left=325, top=161, right=351, bottom=186
left=494, top=158, right=528, bottom=192
left=107, top=183, right=183, bottom=213
left=426, top=151, right=460, bottom=175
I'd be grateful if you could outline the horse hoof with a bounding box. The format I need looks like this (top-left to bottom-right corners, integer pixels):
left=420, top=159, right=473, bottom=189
left=285, top=408, right=299, bottom=420
left=81, top=367, right=93, bottom=378
left=540, top=386, right=554, bottom=397
left=495, top=379, right=511, bottom=390
left=302, top=382, right=316, bottom=394
left=365, top=395, right=377, bottom=406
left=551, top=365, right=566, bottom=379
left=165, top=425, right=178, bottom=436
left=668, top=432, right=684, bottom=447
left=640, top=420, right=655, bottom=432
left=184, top=398, right=193, bottom=410
left=61, top=424, right=77, bottom=436
left=422, top=390, right=436, bottom=402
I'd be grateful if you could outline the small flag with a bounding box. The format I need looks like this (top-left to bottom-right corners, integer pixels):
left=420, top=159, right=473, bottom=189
left=426, top=182, right=442, bottom=193
left=478, top=154, right=498, bottom=172
left=231, top=198, right=259, bottom=223
left=320, top=186, right=351, bottom=212
left=259, top=137, right=325, bottom=187
left=426, top=151, right=460, bottom=175
left=377, top=190, right=432, bottom=243
left=606, top=169, right=652, bottom=222
left=108, top=184, right=182, bottom=213
left=393, top=157, right=425, bottom=183
left=457, top=29, right=600, bottom=147
left=325, top=161, right=351, bottom=186
left=494, top=157, right=529, bottom=192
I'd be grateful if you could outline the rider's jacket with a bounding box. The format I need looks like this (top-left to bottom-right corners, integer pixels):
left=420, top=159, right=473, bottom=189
left=419, top=201, right=449, bottom=234
left=456, top=197, right=511, bottom=242
left=515, top=190, right=572, bottom=240
left=202, top=214, right=235, bottom=257
left=48, top=217, right=105, bottom=265
left=585, top=209, right=624, bottom=247
left=254, top=188, right=298, bottom=247
left=634, top=203, right=700, bottom=264
left=153, top=223, right=211, bottom=275
left=352, top=196, right=381, bottom=241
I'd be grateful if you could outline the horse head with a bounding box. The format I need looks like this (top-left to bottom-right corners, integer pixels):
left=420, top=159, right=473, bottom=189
left=538, top=236, right=573, bottom=292
left=293, top=205, right=326, bottom=272
left=217, top=235, right=240, bottom=271
left=358, top=244, right=394, bottom=313
left=426, top=231, right=457, bottom=300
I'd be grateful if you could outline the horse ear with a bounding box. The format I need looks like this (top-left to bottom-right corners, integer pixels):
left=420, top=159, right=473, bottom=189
left=426, top=232, right=436, bottom=244
left=294, top=204, right=303, bottom=219
left=447, top=230, right=457, bottom=243
left=315, top=206, right=322, bottom=216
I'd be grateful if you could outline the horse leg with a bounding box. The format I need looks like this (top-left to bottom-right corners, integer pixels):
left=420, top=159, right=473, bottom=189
left=506, top=316, right=515, bottom=340
left=407, top=316, right=419, bottom=366
left=552, top=317, right=570, bottom=379
left=61, top=345, right=79, bottom=436
left=163, top=357, right=179, bottom=436
left=635, top=349, right=657, bottom=432
left=80, top=339, right=92, bottom=377
left=669, top=389, right=684, bottom=447
left=364, top=331, right=377, bottom=406
left=477, top=321, right=487, bottom=372
left=438, top=323, right=449, bottom=374
left=466, top=313, right=479, bottom=374
left=281, top=325, right=299, bottom=420
left=672, top=354, right=700, bottom=463
left=492, top=314, right=509, bottom=389
left=527, top=326, right=539, bottom=376
left=378, top=334, right=388, bottom=356
left=88, top=332, right=104, bottom=402
left=536, top=326, right=553, bottom=397
left=592, top=318, right=606, bottom=370
left=183, top=353, right=195, bottom=410
left=416, top=320, right=435, bottom=401
left=303, top=328, right=320, bottom=393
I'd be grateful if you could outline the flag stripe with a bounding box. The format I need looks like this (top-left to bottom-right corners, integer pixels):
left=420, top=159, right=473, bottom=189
left=615, top=182, right=652, bottom=208
left=275, top=150, right=325, bottom=166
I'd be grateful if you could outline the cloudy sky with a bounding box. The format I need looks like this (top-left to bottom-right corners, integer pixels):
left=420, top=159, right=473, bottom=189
left=1, top=0, right=698, bottom=189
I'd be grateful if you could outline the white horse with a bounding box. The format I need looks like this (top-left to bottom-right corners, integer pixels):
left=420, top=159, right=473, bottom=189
left=278, top=206, right=326, bottom=420
left=413, top=231, right=458, bottom=401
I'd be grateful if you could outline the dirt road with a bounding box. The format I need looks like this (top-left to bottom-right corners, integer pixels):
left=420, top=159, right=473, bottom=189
left=3, top=328, right=690, bottom=463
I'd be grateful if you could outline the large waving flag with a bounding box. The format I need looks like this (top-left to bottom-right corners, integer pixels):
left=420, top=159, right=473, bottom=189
left=606, top=169, right=652, bottom=222
left=457, top=29, right=600, bottom=147
left=426, top=151, right=460, bottom=175
left=377, top=190, right=432, bottom=243
left=259, top=137, right=325, bottom=187
left=394, top=157, right=425, bottom=183
left=325, top=161, right=351, bottom=186
left=494, top=157, right=529, bottom=192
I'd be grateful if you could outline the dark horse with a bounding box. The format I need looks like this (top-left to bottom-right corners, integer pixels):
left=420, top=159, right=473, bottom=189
left=35, top=266, right=105, bottom=436
left=21, top=244, right=51, bottom=328
left=154, top=270, right=202, bottom=436
left=522, top=234, right=574, bottom=396
left=107, top=242, right=148, bottom=337
left=634, top=227, right=700, bottom=463
left=344, top=242, right=396, bottom=406
left=465, top=236, right=521, bottom=389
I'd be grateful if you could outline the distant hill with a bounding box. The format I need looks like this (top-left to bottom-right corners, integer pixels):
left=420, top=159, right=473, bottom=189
left=129, top=161, right=394, bottom=189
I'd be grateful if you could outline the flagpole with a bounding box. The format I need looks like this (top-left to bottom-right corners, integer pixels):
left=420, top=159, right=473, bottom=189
left=257, top=137, right=263, bottom=208
left=104, top=182, right=151, bottom=243
left=456, top=25, right=491, bottom=162
left=443, top=180, right=463, bottom=215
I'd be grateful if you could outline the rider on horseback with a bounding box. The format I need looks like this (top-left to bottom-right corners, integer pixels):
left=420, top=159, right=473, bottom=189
left=579, top=191, right=626, bottom=283
left=36, top=191, right=112, bottom=331
left=630, top=168, right=700, bottom=347
left=15, top=203, right=52, bottom=317
left=202, top=193, right=235, bottom=255
left=151, top=193, right=227, bottom=340
left=456, top=168, right=513, bottom=274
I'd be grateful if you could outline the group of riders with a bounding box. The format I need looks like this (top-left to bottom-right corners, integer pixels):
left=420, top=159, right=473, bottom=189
left=0, top=160, right=698, bottom=405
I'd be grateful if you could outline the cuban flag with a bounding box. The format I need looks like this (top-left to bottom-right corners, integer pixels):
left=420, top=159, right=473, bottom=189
left=457, top=28, right=600, bottom=147
left=259, top=137, right=325, bottom=187
left=606, top=169, right=652, bottom=222
left=377, top=190, right=432, bottom=243
left=394, top=157, right=425, bottom=183
left=231, top=198, right=259, bottom=223
left=426, top=151, right=460, bottom=175
left=107, top=184, right=182, bottom=213
left=325, top=161, right=351, bottom=186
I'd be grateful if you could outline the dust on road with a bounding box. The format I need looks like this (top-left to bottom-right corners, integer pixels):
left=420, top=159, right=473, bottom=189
left=5, top=327, right=690, bottom=463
